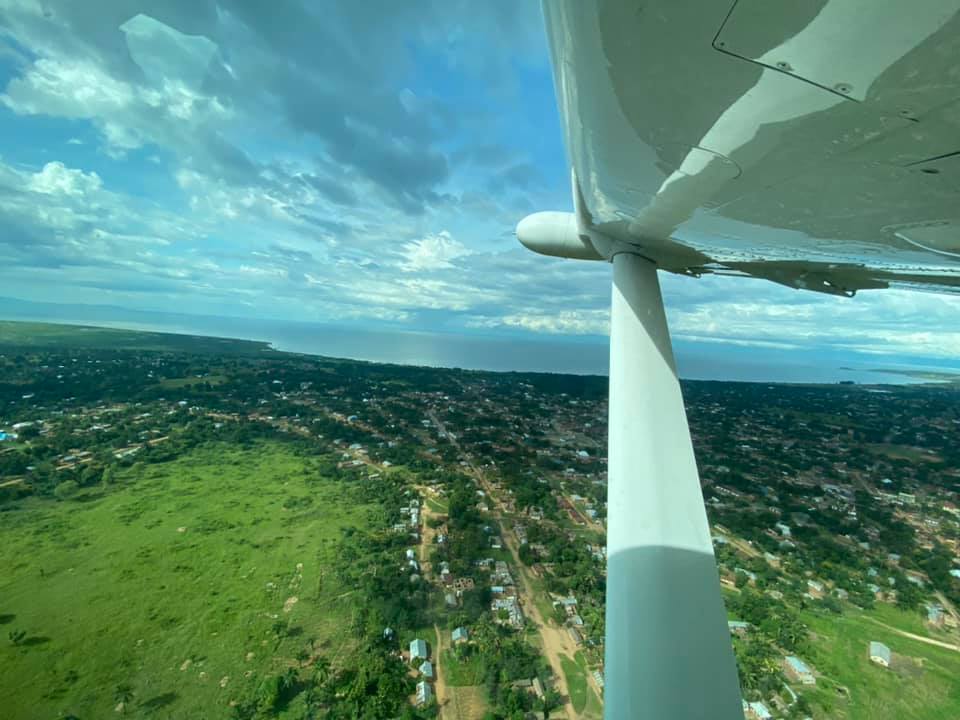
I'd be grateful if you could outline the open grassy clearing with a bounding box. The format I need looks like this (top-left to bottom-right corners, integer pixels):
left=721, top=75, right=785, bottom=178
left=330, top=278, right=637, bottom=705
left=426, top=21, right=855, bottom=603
left=442, top=648, right=486, bottom=686
left=444, top=685, right=489, bottom=720
left=158, top=374, right=229, bottom=388
left=0, top=441, right=374, bottom=719
left=800, top=606, right=960, bottom=720
left=866, top=443, right=943, bottom=463
left=572, top=650, right=603, bottom=718
left=425, top=496, right=448, bottom=514
left=560, top=653, right=588, bottom=714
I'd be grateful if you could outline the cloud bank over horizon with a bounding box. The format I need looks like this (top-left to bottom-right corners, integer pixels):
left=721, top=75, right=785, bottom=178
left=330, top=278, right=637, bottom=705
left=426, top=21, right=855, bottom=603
left=0, top=0, right=958, bottom=365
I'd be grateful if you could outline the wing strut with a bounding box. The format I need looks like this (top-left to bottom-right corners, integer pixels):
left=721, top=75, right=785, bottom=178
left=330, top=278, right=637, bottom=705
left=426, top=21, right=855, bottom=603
left=605, top=251, right=742, bottom=718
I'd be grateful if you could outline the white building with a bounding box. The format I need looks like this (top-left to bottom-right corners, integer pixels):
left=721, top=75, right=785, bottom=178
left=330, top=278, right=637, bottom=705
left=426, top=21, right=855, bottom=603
left=870, top=641, right=891, bottom=667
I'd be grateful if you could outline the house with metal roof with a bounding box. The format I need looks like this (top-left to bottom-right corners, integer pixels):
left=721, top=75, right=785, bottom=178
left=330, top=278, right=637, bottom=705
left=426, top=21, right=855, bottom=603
left=870, top=641, right=891, bottom=667
left=727, top=620, right=750, bottom=636
left=747, top=701, right=772, bottom=720
left=783, top=655, right=816, bottom=685
left=419, top=660, right=434, bottom=679
left=416, top=680, right=432, bottom=706
left=409, top=638, right=427, bottom=660
left=452, top=626, right=469, bottom=644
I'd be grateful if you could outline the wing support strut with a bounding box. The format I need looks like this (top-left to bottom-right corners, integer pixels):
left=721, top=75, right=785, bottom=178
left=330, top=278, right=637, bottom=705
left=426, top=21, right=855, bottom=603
left=605, top=252, right=743, bottom=719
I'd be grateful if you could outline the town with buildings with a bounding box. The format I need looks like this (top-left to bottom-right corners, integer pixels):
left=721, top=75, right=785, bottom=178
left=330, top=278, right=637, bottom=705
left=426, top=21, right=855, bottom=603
left=1, top=324, right=960, bottom=719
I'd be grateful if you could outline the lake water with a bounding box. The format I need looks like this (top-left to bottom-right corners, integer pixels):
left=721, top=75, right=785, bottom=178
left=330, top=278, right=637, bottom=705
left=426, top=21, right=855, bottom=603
left=2, top=301, right=954, bottom=385
left=172, top=317, right=939, bottom=385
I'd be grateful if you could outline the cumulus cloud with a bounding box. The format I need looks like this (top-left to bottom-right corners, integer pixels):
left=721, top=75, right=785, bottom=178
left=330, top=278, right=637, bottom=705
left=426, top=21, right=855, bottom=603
left=468, top=309, right=609, bottom=335
left=400, top=231, right=472, bottom=271
left=0, top=0, right=958, bottom=370
left=27, top=162, right=102, bottom=196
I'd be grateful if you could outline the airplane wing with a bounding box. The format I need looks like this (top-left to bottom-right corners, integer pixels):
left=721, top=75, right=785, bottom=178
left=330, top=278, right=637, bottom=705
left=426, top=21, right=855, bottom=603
left=535, top=0, right=960, bottom=296
left=518, top=3, right=960, bottom=719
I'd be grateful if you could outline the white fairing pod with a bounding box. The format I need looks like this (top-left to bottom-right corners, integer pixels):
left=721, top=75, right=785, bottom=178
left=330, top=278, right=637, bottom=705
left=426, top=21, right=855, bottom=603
left=516, top=212, right=604, bottom=260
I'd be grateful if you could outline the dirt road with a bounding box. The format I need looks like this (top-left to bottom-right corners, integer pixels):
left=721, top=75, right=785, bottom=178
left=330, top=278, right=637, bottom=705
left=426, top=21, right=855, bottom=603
left=427, top=409, right=610, bottom=717
left=500, top=525, right=576, bottom=718
left=866, top=617, right=960, bottom=652
left=428, top=411, right=577, bottom=717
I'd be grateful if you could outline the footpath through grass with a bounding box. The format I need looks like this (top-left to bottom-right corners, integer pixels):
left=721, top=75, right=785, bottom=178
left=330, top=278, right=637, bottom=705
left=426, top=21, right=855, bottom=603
left=801, top=605, right=960, bottom=720
left=0, top=442, right=373, bottom=719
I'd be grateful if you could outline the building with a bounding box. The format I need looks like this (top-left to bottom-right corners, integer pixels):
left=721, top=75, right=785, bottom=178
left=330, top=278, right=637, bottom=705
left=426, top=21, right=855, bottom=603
left=746, top=701, right=772, bottom=720
left=419, top=661, right=434, bottom=679
left=727, top=620, right=750, bottom=637
left=452, top=626, right=469, bottom=644
left=926, top=604, right=945, bottom=627
left=492, top=596, right=524, bottom=627
left=783, top=655, right=816, bottom=685
left=410, top=638, right=427, bottom=660
left=416, top=680, right=432, bottom=706
left=591, top=669, right=604, bottom=690
left=869, top=641, right=891, bottom=667
left=532, top=677, right=545, bottom=699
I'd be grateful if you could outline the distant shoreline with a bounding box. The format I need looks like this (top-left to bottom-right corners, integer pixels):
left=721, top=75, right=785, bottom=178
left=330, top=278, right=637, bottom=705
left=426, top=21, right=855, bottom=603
left=0, top=316, right=949, bottom=387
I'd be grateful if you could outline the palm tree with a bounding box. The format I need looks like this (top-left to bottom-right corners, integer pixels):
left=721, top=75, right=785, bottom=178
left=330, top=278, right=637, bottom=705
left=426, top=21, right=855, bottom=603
left=314, top=656, right=332, bottom=686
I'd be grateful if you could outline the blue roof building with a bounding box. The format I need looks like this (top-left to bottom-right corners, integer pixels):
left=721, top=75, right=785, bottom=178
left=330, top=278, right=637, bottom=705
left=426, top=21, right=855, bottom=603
left=452, top=626, right=469, bottom=644
left=419, top=660, right=434, bottom=679
left=783, top=655, right=815, bottom=684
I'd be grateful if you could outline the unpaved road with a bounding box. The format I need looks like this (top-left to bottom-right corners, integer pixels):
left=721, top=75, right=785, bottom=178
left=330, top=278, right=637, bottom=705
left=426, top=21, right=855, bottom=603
left=428, top=410, right=579, bottom=718
left=865, top=617, right=960, bottom=652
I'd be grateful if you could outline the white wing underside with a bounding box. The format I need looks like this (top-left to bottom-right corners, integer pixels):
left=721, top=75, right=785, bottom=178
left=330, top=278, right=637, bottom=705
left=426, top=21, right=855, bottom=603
left=543, top=0, right=960, bottom=296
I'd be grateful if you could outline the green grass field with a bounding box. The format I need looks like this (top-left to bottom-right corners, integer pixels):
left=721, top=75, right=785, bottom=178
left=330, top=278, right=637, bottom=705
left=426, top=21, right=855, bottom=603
left=0, top=442, right=373, bottom=719
left=800, top=605, right=960, bottom=720
left=425, top=496, right=448, bottom=514
left=158, top=374, right=229, bottom=388
left=560, top=653, right=588, bottom=714
left=442, top=648, right=486, bottom=686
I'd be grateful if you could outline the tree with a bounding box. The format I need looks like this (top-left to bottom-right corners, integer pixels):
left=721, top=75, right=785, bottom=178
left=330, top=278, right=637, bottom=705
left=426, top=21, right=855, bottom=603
left=53, top=480, right=79, bottom=500
left=822, top=596, right=843, bottom=615
left=734, top=636, right=779, bottom=692
left=895, top=580, right=923, bottom=611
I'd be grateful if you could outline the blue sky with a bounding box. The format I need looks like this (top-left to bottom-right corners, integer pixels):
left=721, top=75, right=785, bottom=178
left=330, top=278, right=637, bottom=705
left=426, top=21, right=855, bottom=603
left=0, top=1, right=959, bottom=369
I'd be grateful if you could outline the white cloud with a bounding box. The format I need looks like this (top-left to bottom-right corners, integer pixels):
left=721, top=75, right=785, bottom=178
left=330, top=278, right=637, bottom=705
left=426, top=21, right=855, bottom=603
left=27, top=161, right=102, bottom=196
left=399, top=230, right=472, bottom=271
left=2, top=58, right=134, bottom=119
left=238, top=264, right=288, bottom=280
left=468, top=309, right=609, bottom=335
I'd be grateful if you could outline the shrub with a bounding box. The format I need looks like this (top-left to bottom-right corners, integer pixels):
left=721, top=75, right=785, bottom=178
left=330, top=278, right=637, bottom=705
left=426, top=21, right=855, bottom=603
left=53, top=481, right=80, bottom=500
